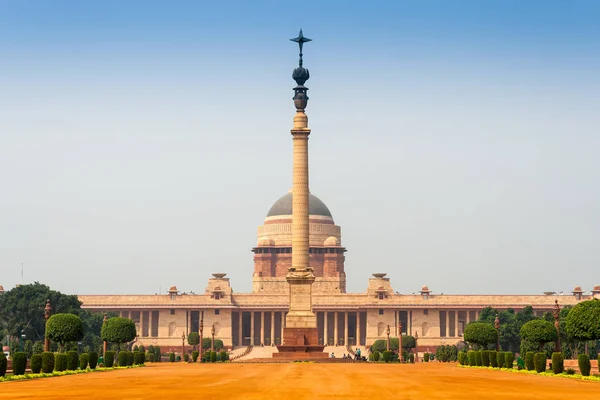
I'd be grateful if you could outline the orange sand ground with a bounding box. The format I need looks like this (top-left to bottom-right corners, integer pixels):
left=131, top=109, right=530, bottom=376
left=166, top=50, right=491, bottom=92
left=0, top=363, right=598, bottom=400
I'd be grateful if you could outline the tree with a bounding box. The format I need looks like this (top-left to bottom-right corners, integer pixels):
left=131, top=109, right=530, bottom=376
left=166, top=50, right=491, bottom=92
left=188, top=332, right=200, bottom=351
left=479, top=306, right=537, bottom=352
left=45, top=313, right=84, bottom=351
left=565, top=299, right=600, bottom=349
left=464, top=322, right=497, bottom=349
left=201, top=337, right=223, bottom=352
left=101, top=317, right=136, bottom=348
left=520, top=319, right=557, bottom=351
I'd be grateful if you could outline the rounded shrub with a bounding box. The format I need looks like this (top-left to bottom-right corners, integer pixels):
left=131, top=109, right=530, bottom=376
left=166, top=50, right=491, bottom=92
left=409, top=353, right=415, bottom=363
left=525, top=351, right=535, bottom=371
left=534, top=352, right=546, bottom=373
left=475, top=351, right=482, bottom=366
left=504, top=352, right=514, bottom=369
left=104, top=350, right=115, bottom=368
left=551, top=352, right=563, bottom=374
left=169, top=352, right=175, bottom=363
left=467, top=350, right=476, bottom=366
left=457, top=352, right=465, bottom=365
left=424, top=352, right=430, bottom=363
left=12, top=352, right=27, bottom=375
left=148, top=352, right=155, bottom=362
left=496, top=351, right=504, bottom=368
left=184, top=353, right=189, bottom=362
left=382, top=350, right=392, bottom=362
left=41, top=352, right=54, bottom=373
left=481, top=350, right=490, bottom=367
left=192, top=351, right=199, bottom=362
left=66, top=350, right=79, bottom=370
left=0, top=352, right=7, bottom=377
left=210, top=351, right=217, bottom=363
left=31, top=353, right=43, bottom=373
left=373, top=351, right=380, bottom=362
left=126, top=351, right=134, bottom=366
left=80, top=353, right=89, bottom=369
left=134, top=351, right=143, bottom=365
left=578, top=354, right=591, bottom=376
left=55, top=353, right=68, bottom=372
left=219, top=351, right=227, bottom=362
left=118, top=351, right=128, bottom=366
left=45, top=314, right=84, bottom=349
left=489, top=350, right=498, bottom=368
left=89, top=352, right=98, bottom=369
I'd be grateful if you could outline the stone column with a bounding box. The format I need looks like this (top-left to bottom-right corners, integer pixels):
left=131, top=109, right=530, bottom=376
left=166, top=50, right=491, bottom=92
left=281, top=312, right=285, bottom=344
left=270, top=311, right=275, bottom=345
left=260, top=311, right=265, bottom=345
left=324, top=311, right=329, bottom=345
left=334, top=312, right=338, bottom=346
left=344, top=311, right=349, bottom=346
left=356, top=311, right=361, bottom=347
left=238, top=311, right=243, bottom=346
left=455, top=310, right=459, bottom=337
left=250, top=311, right=255, bottom=346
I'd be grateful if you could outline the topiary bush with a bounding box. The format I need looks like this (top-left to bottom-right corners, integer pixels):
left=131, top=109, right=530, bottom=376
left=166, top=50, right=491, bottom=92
left=481, top=350, right=490, bottom=367
left=373, top=351, right=380, bottom=362
left=104, top=350, right=115, bottom=367
left=117, top=351, right=127, bottom=366
left=192, top=351, right=199, bottom=362
left=525, top=351, right=535, bottom=371
left=467, top=350, right=476, bottom=366
left=184, top=353, right=189, bottom=362
left=0, top=352, right=7, bottom=377
left=134, top=351, right=143, bottom=365
left=89, top=352, right=98, bottom=369
left=55, top=353, right=68, bottom=372
left=489, top=350, right=497, bottom=367
left=210, top=351, right=217, bottom=363
left=457, top=352, right=465, bottom=365
left=598, top=354, right=600, bottom=374
left=169, top=352, right=175, bottom=363
left=424, top=352, right=430, bottom=363
left=67, top=350, right=79, bottom=370
left=148, top=352, right=155, bottom=362
left=496, top=351, right=504, bottom=368
left=382, top=350, right=392, bottom=362
left=79, top=353, right=89, bottom=369
left=504, top=352, right=514, bottom=369
left=45, top=314, right=84, bottom=350
left=534, top=352, right=546, bottom=373
left=31, top=354, right=43, bottom=373
left=41, top=352, right=54, bottom=373
left=578, top=354, right=591, bottom=376
left=219, top=351, right=227, bottom=362
left=551, top=352, right=563, bottom=374
left=12, top=352, right=27, bottom=375
left=409, top=353, right=415, bottom=363
left=475, top=351, right=482, bottom=366
left=126, top=351, right=134, bottom=366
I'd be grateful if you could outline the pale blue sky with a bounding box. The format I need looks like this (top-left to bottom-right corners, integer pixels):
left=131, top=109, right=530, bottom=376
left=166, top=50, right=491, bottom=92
left=1, top=1, right=599, bottom=295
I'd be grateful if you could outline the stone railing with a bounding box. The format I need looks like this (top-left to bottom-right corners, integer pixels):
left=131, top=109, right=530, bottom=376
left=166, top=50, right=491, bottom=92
left=230, top=344, right=253, bottom=362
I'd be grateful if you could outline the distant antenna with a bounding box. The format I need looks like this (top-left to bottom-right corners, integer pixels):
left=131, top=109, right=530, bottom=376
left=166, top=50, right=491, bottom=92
left=21, top=262, right=24, bottom=285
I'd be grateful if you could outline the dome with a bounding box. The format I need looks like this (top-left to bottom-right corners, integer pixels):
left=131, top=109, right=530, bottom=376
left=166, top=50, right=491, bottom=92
left=593, top=285, right=600, bottom=292
left=324, top=236, right=339, bottom=246
left=573, top=286, right=583, bottom=293
left=267, top=192, right=332, bottom=218
left=168, top=286, right=178, bottom=292
left=421, top=285, right=430, bottom=292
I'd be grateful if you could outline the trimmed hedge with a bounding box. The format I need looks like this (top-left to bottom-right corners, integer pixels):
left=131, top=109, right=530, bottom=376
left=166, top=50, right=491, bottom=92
left=67, top=350, right=79, bottom=370
left=475, top=351, right=482, bottom=366
left=219, top=351, right=228, bottom=362
left=104, top=351, right=115, bottom=368
left=126, top=351, right=134, bottom=366
left=148, top=352, right=155, bottom=362
left=372, top=351, right=380, bottom=362
left=598, top=355, right=600, bottom=374
left=134, top=352, right=143, bottom=365
left=496, top=351, right=505, bottom=368
left=80, top=353, right=89, bottom=369
left=55, top=353, right=68, bottom=372
left=0, top=352, right=7, bottom=377
left=525, top=352, right=535, bottom=371
left=489, top=350, right=497, bottom=368
left=169, top=352, right=175, bottom=363
left=551, top=352, right=563, bottom=374
left=210, top=351, right=217, bottom=363
left=42, top=352, right=54, bottom=373
left=184, top=353, right=189, bottom=362
left=409, top=353, right=415, bottom=363
left=31, top=354, right=43, bottom=373
left=482, top=350, right=490, bottom=367
left=382, top=350, right=392, bottom=362
left=578, top=354, right=591, bottom=376
left=424, top=353, right=430, bottom=363
left=504, top=352, right=514, bottom=369
left=457, top=352, right=465, bottom=365
left=192, top=351, right=199, bottom=362
left=12, top=352, right=27, bottom=375
left=534, top=352, right=546, bottom=373
left=467, top=350, right=476, bottom=366
left=89, top=352, right=98, bottom=369
left=118, top=351, right=127, bottom=366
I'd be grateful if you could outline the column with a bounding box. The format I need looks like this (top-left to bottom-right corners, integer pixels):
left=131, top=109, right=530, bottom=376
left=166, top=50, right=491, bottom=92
left=250, top=311, right=255, bottom=345
left=238, top=311, right=243, bottom=346
left=357, top=311, right=361, bottom=347
left=260, top=311, right=265, bottom=345
left=140, top=310, right=145, bottom=337
left=281, top=312, right=285, bottom=343
left=344, top=311, right=349, bottom=346
left=455, top=310, right=459, bottom=337
left=467, top=310, right=471, bottom=324
left=334, top=312, right=339, bottom=346
left=270, top=311, right=275, bottom=345
left=324, top=311, right=329, bottom=345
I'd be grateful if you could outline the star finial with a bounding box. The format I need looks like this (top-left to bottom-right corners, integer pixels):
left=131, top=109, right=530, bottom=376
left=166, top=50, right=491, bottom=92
left=290, top=29, right=312, bottom=67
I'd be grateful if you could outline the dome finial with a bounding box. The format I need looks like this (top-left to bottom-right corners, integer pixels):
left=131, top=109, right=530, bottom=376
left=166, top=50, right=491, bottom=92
left=290, top=29, right=312, bottom=111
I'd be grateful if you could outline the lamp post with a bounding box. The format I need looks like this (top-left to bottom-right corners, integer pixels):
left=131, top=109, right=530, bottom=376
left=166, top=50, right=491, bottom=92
left=553, top=300, right=561, bottom=352
left=398, top=320, right=403, bottom=359
left=494, top=313, right=500, bottom=352
left=211, top=324, right=215, bottom=352
left=44, top=299, right=51, bottom=352
left=20, top=329, right=26, bottom=352
left=386, top=324, right=390, bottom=351
left=181, top=332, right=185, bottom=361
left=414, top=331, right=419, bottom=363
left=102, top=313, right=108, bottom=355
left=199, top=318, right=204, bottom=363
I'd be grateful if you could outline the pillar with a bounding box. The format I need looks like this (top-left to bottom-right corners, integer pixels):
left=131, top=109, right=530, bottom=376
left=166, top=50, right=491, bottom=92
left=334, top=312, right=338, bottom=346
left=357, top=311, right=361, bottom=347
left=455, top=310, right=459, bottom=337
left=281, top=312, right=285, bottom=344
left=324, top=311, right=329, bottom=345
left=238, top=311, right=243, bottom=346
left=260, top=311, right=265, bottom=345
left=270, top=311, right=275, bottom=345
left=250, top=311, right=255, bottom=345
left=344, top=311, right=349, bottom=346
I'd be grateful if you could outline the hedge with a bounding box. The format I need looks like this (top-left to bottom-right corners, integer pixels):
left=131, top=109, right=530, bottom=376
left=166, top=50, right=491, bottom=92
left=578, top=354, right=591, bottom=376
left=0, top=352, right=7, bottom=377
left=148, top=353, right=155, bottom=362
left=117, top=351, right=127, bottom=366
left=372, top=351, right=380, bottom=362
left=496, top=351, right=505, bottom=368
left=409, top=353, right=415, bottom=363
left=89, top=352, right=98, bottom=369
left=55, top=353, right=68, bottom=372
left=67, top=351, right=79, bottom=370
left=126, top=351, right=134, bottom=366
left=133, top=352, right=143, bottom=365
left=31, top=354, right=43, bottom=373
left=169, top=352, right=175, bottom=363
left=525, top=352, right=535, bottom=371
left=80, top=353, right=89, bottom=369
left=192, top=351, right=199, bottom=362
left=42, top=352, right=54, bottom=373
left=210, top=351, right=217, bottom=363
left=481, top=350, right=490, bottom=367
left=504, top=352, right=514, bottom=369
left=551, top=352, right=563, bottom=374
left=424, top=353, right=430, bottom=363
left=534, top=352, right=546, bottom=373
left=457, top=352, right=465, bottom=365
left=598, top=355, right=600, bottom=374
left=184, top=353, right=189, bottom=362
left=489, top=350, right=497, bottom=367
left=467, top=350, right=476, bottom=366
left=475, top=351, right=482, bottom=366
left=382, top=350, right=392, bottom=363
left=12, top=352, right=27, bottom=375
left=219, top=351, right=228, bottom=362
left=104, top=351, right=115, bottom=368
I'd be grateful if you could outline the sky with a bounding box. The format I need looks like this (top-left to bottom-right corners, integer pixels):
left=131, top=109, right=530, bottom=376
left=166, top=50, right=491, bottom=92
left=0, top=0, right=599, bottom=296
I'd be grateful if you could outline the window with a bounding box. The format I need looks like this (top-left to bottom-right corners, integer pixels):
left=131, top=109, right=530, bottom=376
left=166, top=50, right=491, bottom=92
left=423, top=309, right=428, bottom=316
left=377, top=293, right=384, bottom=300
left=378, top=309, right=384, bottom=315
left=215, top=309, right=220, bottom=315
left=170, top=309, right=175, bottom=315
left=214, top=292, right=221, bottom=300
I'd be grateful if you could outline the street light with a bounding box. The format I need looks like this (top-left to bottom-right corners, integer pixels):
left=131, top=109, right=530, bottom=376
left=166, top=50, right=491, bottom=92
left=181, top=332, right=186, bottom=361
left=494, top=313, right=500, bottom=352
left=386, top=324, right=390, bottom=351
left=20, top=329, right=26, bottom=352
left=211, top=324, right=215, bottom=352
left=398, top=320, right=403, bottom=360
left=553, top=300, right=561, bottom=352
left=199, top=318, right=204, bottom=363
left=44, top=299, right=52, bottom=352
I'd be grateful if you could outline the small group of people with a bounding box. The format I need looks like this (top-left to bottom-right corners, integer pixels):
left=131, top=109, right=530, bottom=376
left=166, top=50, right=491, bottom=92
left=330, top=348, right=364, bottom=361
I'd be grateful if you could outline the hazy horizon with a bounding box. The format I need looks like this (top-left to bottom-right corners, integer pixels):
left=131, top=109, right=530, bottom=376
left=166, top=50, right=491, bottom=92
left=1, top=1, right=599, bottom=296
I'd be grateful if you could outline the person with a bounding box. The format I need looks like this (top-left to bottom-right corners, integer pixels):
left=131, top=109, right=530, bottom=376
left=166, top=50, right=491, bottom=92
left=330, top=352, right=335, bottom=358
left=356, top=348, right=361, bottom=358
